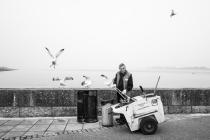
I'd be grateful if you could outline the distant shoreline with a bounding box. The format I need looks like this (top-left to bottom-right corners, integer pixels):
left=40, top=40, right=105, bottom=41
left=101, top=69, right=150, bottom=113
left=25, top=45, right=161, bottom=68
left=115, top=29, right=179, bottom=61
left=0, top=66, right=210, bottom=72
left=0, top=67, right=16, bottom=72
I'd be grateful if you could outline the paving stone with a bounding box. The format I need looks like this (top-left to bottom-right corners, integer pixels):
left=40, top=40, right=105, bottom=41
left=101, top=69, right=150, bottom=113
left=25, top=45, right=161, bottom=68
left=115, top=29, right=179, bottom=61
left=87, top=128, right=102, bottom=132
left=47, top=125, right=66, bottom=132
left=0, top=125, right=14, bottom=132
left=1, top=131, right=25, bottom=139
left=20, top=119, right=38, bottom=125
left=3, top=120, right=23, bottom=126
left=36, top=119, right=53, bottom=125
left=24, top=131, right=44, bottom=137
left=52, top=119, right=68, bottom=125
left=83, top=122, right=101, bottom=129
left=21, top=135, right=33, bottom=139
left=28, top=125, right=49, bottom=132
left=43, top=131, right=60, bottom=137
left=0, top=132, right=6, bottom=138
left=65, top=123, right=83, bottom=131
left=11, top=125, right=32, bottom=132
left=0, top=120, right=8, bottom=126
left=67, top=118, right=78, bottom=124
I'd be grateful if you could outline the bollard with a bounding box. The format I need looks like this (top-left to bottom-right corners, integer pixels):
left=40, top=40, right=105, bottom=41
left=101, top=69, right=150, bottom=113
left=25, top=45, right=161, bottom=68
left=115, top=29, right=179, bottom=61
left=101, top=99, right=114, bottom=127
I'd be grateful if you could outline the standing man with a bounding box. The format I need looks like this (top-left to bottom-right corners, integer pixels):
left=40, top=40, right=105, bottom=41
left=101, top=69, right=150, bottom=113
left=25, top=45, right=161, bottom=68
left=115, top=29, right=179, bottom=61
left=113, top=63, right=133, bottom=124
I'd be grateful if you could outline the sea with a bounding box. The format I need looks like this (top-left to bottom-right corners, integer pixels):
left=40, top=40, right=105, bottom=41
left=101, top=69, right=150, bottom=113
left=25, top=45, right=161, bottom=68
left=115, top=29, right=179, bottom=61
left=0, top=68, right=210, bottom=89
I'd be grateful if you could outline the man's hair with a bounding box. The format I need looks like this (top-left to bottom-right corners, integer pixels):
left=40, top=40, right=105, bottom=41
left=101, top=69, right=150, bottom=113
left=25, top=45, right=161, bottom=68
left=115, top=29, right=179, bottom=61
left=119, top=63, right=126, bottom=69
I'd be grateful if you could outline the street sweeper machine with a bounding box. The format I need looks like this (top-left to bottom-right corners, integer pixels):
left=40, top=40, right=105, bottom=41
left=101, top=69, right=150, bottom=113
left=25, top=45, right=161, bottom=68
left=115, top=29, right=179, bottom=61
left=101, top=75, right=165, bottom=135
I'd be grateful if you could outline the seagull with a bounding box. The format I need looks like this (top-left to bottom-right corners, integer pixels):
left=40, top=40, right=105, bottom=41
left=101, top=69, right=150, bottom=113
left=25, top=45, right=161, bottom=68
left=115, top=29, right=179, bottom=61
left=101, top=74, right=108, bottom=79
left=45, top=47, right=65, bottom=68
left=52, top=76, right=74, bottom=86
left=170, top=9, right=176, bottom=18
left=100, top=74, right=113, bottom=87
left=81, top=75, right=92, bottom=88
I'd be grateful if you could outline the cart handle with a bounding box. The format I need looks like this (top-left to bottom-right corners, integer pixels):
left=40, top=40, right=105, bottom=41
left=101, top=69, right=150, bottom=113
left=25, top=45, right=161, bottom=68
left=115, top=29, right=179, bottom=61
left=113, top=87, right=135, bottom=102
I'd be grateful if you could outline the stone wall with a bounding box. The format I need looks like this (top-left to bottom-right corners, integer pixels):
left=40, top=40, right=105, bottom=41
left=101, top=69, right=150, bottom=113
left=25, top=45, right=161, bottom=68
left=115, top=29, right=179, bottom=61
left=0, top=88, right=210, bottom=117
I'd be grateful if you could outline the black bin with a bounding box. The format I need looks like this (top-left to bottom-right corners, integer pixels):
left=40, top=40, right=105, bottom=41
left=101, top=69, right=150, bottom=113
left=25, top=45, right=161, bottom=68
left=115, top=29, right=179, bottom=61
left=77, top=90, right=98, bottom=123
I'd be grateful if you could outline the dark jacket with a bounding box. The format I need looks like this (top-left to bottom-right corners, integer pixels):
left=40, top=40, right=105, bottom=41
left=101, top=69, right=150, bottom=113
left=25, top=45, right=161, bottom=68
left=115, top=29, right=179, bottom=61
left=113, top=71, right=133, bottom=102
left=113, top=71, right=133, bottom=92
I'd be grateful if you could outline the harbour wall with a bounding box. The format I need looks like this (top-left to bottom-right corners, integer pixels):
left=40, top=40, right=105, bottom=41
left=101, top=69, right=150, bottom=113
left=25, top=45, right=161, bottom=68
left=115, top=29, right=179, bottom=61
left=0, top=88, right=210, bottom=117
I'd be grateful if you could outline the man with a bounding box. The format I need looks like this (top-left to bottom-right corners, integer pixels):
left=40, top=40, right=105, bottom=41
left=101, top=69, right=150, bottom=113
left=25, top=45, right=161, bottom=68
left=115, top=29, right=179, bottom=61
left=113, top=63, right=133, bottom=124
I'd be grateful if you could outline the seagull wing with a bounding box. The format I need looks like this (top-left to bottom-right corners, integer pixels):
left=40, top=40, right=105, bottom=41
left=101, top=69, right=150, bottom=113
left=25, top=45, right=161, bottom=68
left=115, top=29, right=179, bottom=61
left=83, top=75, right=89, bottom=79
left=64, top=77, right=74, bottom=81
left=55, top=49, right=65, bottom=58
left=52, top=77, right=60, bottom=81
left=45, top=47, right=54, bottom=58
left=60, top=81, right=66, bottom=86
left=86, top=80, right=92, bottom=86
left=104, top=80, right=112, bottom=86
left=101, top=74, right=108, bottom=79
left=81, top=81, right=85, bottom=86
left=170, top=10, right=176, bottom=17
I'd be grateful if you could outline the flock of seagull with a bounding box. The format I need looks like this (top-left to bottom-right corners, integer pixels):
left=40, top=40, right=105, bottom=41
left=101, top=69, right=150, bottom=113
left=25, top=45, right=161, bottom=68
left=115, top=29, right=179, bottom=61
left=45, top=48, right=114, bottom=88
left=44, top=10, right=177, bottom=87
left=45, top=47, right=94, bottom=87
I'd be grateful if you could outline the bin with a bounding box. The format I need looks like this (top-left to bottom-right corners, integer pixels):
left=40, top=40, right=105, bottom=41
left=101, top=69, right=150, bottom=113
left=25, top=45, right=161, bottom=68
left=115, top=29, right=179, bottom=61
left=101, top=99, right=114, bottom=127
left=77, top=90, right=98, bottom=123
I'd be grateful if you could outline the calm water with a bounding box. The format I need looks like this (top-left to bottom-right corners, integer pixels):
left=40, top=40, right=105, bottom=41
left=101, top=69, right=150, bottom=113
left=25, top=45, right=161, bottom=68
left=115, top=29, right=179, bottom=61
left=0, top=69, right=210, bottom=88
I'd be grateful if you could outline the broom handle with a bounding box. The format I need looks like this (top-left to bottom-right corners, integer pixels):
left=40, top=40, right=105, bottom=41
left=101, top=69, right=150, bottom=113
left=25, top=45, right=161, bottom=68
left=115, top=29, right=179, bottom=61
left=154, top=76, right=160, bottom=95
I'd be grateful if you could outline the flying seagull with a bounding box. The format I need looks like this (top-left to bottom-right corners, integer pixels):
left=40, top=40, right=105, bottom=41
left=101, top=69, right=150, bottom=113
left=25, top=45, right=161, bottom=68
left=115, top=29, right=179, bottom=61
left=52, top=76, right=74, bottom=86
left=101, top=74, right=108, bottom=79
left=100, top=74, right=114, bottom=87
left=45, top=47, right=65, bottom=68
left=170, top=9, right=176, bottom=18
left=81, top=75, right=92, bottom=88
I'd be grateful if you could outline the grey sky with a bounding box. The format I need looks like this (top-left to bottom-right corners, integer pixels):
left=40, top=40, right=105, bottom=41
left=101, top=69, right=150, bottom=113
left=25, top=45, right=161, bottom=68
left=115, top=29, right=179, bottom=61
left=0, top=0, right=210, bottom=70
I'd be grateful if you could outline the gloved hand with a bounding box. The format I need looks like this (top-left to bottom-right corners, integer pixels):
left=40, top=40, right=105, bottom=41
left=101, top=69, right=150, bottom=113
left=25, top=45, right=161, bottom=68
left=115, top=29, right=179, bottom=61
left=122, top=89, right=126, bottom=94
left=127, top=97, right=130, bottom=102
left=120, top=99, right=124, bottom=103
left=111, top=84, right=116, bottom=88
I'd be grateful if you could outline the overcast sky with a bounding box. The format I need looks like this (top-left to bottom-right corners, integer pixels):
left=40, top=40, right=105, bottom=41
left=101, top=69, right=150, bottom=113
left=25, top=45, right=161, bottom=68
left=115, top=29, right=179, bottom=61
left=0, top=0, right=210, bottom=70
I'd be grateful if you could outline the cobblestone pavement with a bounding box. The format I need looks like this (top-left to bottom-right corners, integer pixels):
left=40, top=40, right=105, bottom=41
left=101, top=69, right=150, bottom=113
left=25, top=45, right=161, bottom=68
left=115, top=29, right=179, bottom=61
left=34, top=114, right=210, bottom=140
left=0, top=117, right=102, bottom=140
left=0, top=114, right=210, bottom=140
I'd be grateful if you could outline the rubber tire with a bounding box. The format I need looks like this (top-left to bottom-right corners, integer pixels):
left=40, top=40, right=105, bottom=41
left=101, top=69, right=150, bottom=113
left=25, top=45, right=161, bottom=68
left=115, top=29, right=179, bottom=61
left=140, top=117, right=158, bottom=135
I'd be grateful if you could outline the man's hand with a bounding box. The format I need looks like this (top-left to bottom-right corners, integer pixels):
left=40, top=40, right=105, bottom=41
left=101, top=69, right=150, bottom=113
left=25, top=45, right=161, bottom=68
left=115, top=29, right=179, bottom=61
left=111, top=84, right=116, bottom=88
left=127, top=97, right=130, bottom=102
left=122, top=89, right=126, bottom=94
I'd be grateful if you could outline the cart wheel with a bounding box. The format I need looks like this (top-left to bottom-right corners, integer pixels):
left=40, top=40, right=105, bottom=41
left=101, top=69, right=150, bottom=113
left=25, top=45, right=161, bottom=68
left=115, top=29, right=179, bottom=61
left=140, top=117, right=158, bottom=135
